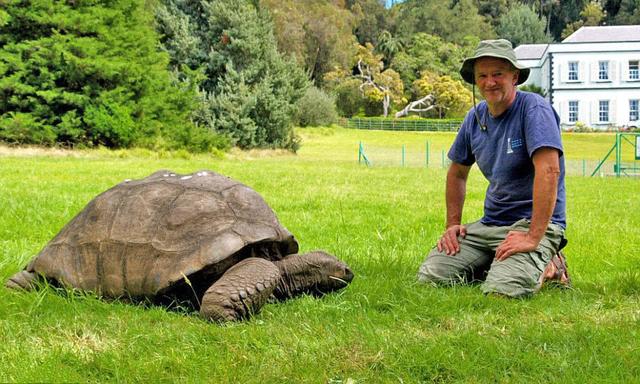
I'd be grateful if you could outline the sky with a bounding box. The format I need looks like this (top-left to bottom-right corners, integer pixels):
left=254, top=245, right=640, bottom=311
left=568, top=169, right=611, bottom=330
left=385, top=0, right=404, bottom=8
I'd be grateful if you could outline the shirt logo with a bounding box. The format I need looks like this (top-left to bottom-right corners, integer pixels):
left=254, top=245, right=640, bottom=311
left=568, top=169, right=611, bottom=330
left=507, top=138, right=523, bottom=154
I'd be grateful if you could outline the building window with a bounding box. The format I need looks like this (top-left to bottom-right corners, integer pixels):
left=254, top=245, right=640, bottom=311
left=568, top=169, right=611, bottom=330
left=568, top=61, right=579, bottom=81
left=631, top=100, right=639, bottom=121
left=568, top=101, right=579, bottom=122
left=598, top=61, right=609, bottom=81
left=599, top=100, right=609, bottom=122
left=630, top=60, right=639, bottom=80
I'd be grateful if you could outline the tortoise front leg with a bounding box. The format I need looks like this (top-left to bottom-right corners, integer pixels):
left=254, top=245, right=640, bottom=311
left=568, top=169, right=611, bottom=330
left=5, top=270, right=37, bottom=291
left=200, top=258, right=281, bottom=322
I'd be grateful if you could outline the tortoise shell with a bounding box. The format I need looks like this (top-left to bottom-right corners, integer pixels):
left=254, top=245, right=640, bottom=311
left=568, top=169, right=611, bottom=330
left=24, top=169, right=298, bottom=299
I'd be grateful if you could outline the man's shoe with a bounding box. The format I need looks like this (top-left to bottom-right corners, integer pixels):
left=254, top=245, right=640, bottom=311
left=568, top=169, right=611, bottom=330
left=536, top=251, right=571, bottom=291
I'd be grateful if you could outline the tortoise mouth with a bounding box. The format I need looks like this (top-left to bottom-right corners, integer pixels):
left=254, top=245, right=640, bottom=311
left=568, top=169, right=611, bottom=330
left=154, top=240, right=288, bottom=312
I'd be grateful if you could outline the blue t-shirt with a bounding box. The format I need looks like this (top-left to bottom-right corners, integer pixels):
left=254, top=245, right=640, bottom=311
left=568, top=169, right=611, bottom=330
left=448, top=91, right=566, bottom=228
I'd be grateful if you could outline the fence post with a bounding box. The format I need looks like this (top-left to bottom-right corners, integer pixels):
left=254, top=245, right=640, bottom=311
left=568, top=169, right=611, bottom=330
left=616, top=133, right=621, bottom=177
left=402, top=144, right=406, bottom=167
left=425, top=141, right=430, bottom=167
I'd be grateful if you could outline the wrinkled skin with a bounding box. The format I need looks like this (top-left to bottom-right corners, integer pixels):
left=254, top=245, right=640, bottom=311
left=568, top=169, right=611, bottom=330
left=199, top=251, right=354, bottom=322
left=272, top=251, right=354, bottom=300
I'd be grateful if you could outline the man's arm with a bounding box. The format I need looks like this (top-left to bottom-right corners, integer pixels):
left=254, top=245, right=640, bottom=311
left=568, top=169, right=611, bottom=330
left=495, top=147, right=560, bottom=261
left=438, top=162, right=472, bottom=255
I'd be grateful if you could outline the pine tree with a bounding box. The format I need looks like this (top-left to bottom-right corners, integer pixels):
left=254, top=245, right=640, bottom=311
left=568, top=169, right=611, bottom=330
left=497, top=3, right=551, bottom=46
left=0, top=0, right=218, bottom=150
left=157, top=0, right=309, bottom=150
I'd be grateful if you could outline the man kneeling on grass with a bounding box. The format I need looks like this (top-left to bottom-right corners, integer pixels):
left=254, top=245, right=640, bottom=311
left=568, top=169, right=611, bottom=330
left=417, top=39, right=570, bottom=297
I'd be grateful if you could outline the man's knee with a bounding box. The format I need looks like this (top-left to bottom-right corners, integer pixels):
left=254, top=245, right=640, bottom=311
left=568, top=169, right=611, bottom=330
left=481, top=256, right=542, bottom=298
left=417, top=251, right=464, bottom=285
left=481, top=276, right=535, bottom=298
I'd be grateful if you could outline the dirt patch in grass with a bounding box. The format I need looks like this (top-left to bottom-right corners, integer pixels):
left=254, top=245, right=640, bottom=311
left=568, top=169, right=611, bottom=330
left=226, top=147, right=296, bottom=160
left=0, top=145, right=86, bottom=158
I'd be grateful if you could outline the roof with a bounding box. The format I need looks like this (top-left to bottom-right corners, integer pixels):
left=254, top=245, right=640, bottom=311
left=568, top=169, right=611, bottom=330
left=515, top=44, right=548, bottom=60
left=563, top=25, right=640, bottom=43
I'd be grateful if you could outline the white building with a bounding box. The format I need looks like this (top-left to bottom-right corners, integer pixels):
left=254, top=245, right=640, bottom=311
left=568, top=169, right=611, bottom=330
left=515, top=25, right=640, bottom=130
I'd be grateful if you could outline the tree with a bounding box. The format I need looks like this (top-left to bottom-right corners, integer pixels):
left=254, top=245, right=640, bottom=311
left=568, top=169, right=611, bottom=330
left=347, top=0, right=390, bottom=45
left=157, top=0, right=309, bottom=150
left=547, top=0, right=588, bottom=40
left=294, top=86, right=338, bottom=127
left=323, top=43, right=404, bottom=117
left=376, top=30, right=404, bottom=64
left=395, top=94, right=436, bottom=118
left=391, top=33, right=477, bottom=90
left=476, top=0, right=514, bottom=26
left=0, top=0, right=207, bottom=150
left=612, top=0, right=640, bottom=24
left=561, top=1, right=606, bottom=39
left=395, top=0, right=495, bottom=43
left=519, top=84, right=547, bottom=97
left=412, top=71, right=472, bottom=118
left=261, top=0, right=356, bottom=86
left=355, top=44, right=405, bottom=117
left=324, top=72, right=364, bottom=117
left=497, top=3, right=551, bottom=46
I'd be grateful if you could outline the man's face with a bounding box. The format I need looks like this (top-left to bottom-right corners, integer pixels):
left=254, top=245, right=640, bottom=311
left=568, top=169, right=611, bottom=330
left=474, top=57, right=519, bottom=111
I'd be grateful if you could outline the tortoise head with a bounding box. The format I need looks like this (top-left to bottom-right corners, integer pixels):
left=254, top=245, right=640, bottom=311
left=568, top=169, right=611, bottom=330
left=272, top=251, right=354, bottom=300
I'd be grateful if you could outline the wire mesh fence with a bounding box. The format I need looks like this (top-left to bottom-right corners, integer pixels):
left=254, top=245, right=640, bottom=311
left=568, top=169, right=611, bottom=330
left=347, top=118, right=462, bottom=131
left=579, top=159, right=640, bottom=177
left=566, top=159, right=608, bottom=177
left=358, top=142, right=450, bottom=169
left=358, top=142, right=640, bottom=177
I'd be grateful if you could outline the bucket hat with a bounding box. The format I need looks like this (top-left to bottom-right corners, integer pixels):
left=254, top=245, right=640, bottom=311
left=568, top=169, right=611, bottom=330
left=459, top=39, right=530, bottom=85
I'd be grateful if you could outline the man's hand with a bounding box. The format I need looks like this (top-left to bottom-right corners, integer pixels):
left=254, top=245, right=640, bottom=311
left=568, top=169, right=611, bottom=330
left=495, top=231, right=539, bottom=261
left=438, top=224, right=467, bottom=255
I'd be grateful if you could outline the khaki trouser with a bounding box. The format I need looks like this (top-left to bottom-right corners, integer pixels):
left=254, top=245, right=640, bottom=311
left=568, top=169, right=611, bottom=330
left=417, top=219, right=565, bottom=297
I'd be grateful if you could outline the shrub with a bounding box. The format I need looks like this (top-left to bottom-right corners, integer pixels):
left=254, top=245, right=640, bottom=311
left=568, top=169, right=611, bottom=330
left=156, top=0, right=308, bottom=151
left=84, top=102, right=137, bottom=148
left=0, top=112, right=56, bottom=145
left=564, top=121, right=594, bottom=132
left=294, top=87, right=338, bottom=127
left=0, top=0, right=206, bottom=151
left=332, top=78, right=364, bottom=117
left=519, top=84, right=547, bottom=98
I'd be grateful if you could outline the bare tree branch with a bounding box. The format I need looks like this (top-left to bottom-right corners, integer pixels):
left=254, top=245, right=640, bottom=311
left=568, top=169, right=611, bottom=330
left=357, top=59, right=391, bottom=117
left=394, top=94, right=437, bottom=118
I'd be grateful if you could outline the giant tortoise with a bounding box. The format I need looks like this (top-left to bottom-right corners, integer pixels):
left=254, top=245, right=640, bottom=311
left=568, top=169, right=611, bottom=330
left=6, top=170, right=354, bottom=321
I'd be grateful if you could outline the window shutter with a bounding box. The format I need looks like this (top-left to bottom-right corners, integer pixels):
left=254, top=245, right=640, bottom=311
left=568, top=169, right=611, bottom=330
left=578, top=100, right=587, bottom=123
left=622, top=60, right=629, bottom=81
left=590, top=62, right=598, bottom=82
left=610, top=100, right=616, bottom=123
left=558, top=62, right=565, bottom=83
left=610, top=61, right=617, bottom=82
left=579, top=61, right=586, bottom=82
left=591, top=101, right=599, bottom=123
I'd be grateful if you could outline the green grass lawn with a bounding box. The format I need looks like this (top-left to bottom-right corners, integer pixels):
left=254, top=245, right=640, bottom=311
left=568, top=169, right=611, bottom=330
left=1, top=128, right=639, bottom=383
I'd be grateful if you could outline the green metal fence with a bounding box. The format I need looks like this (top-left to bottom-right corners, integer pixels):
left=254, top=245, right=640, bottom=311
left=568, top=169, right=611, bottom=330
left=346, top=118, right=462, bottom=132
left=357, top=141, right=627, bottom=176
left=358, top=141, right=452, bottom=169
left=591, top=132, right=640, bottom=177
